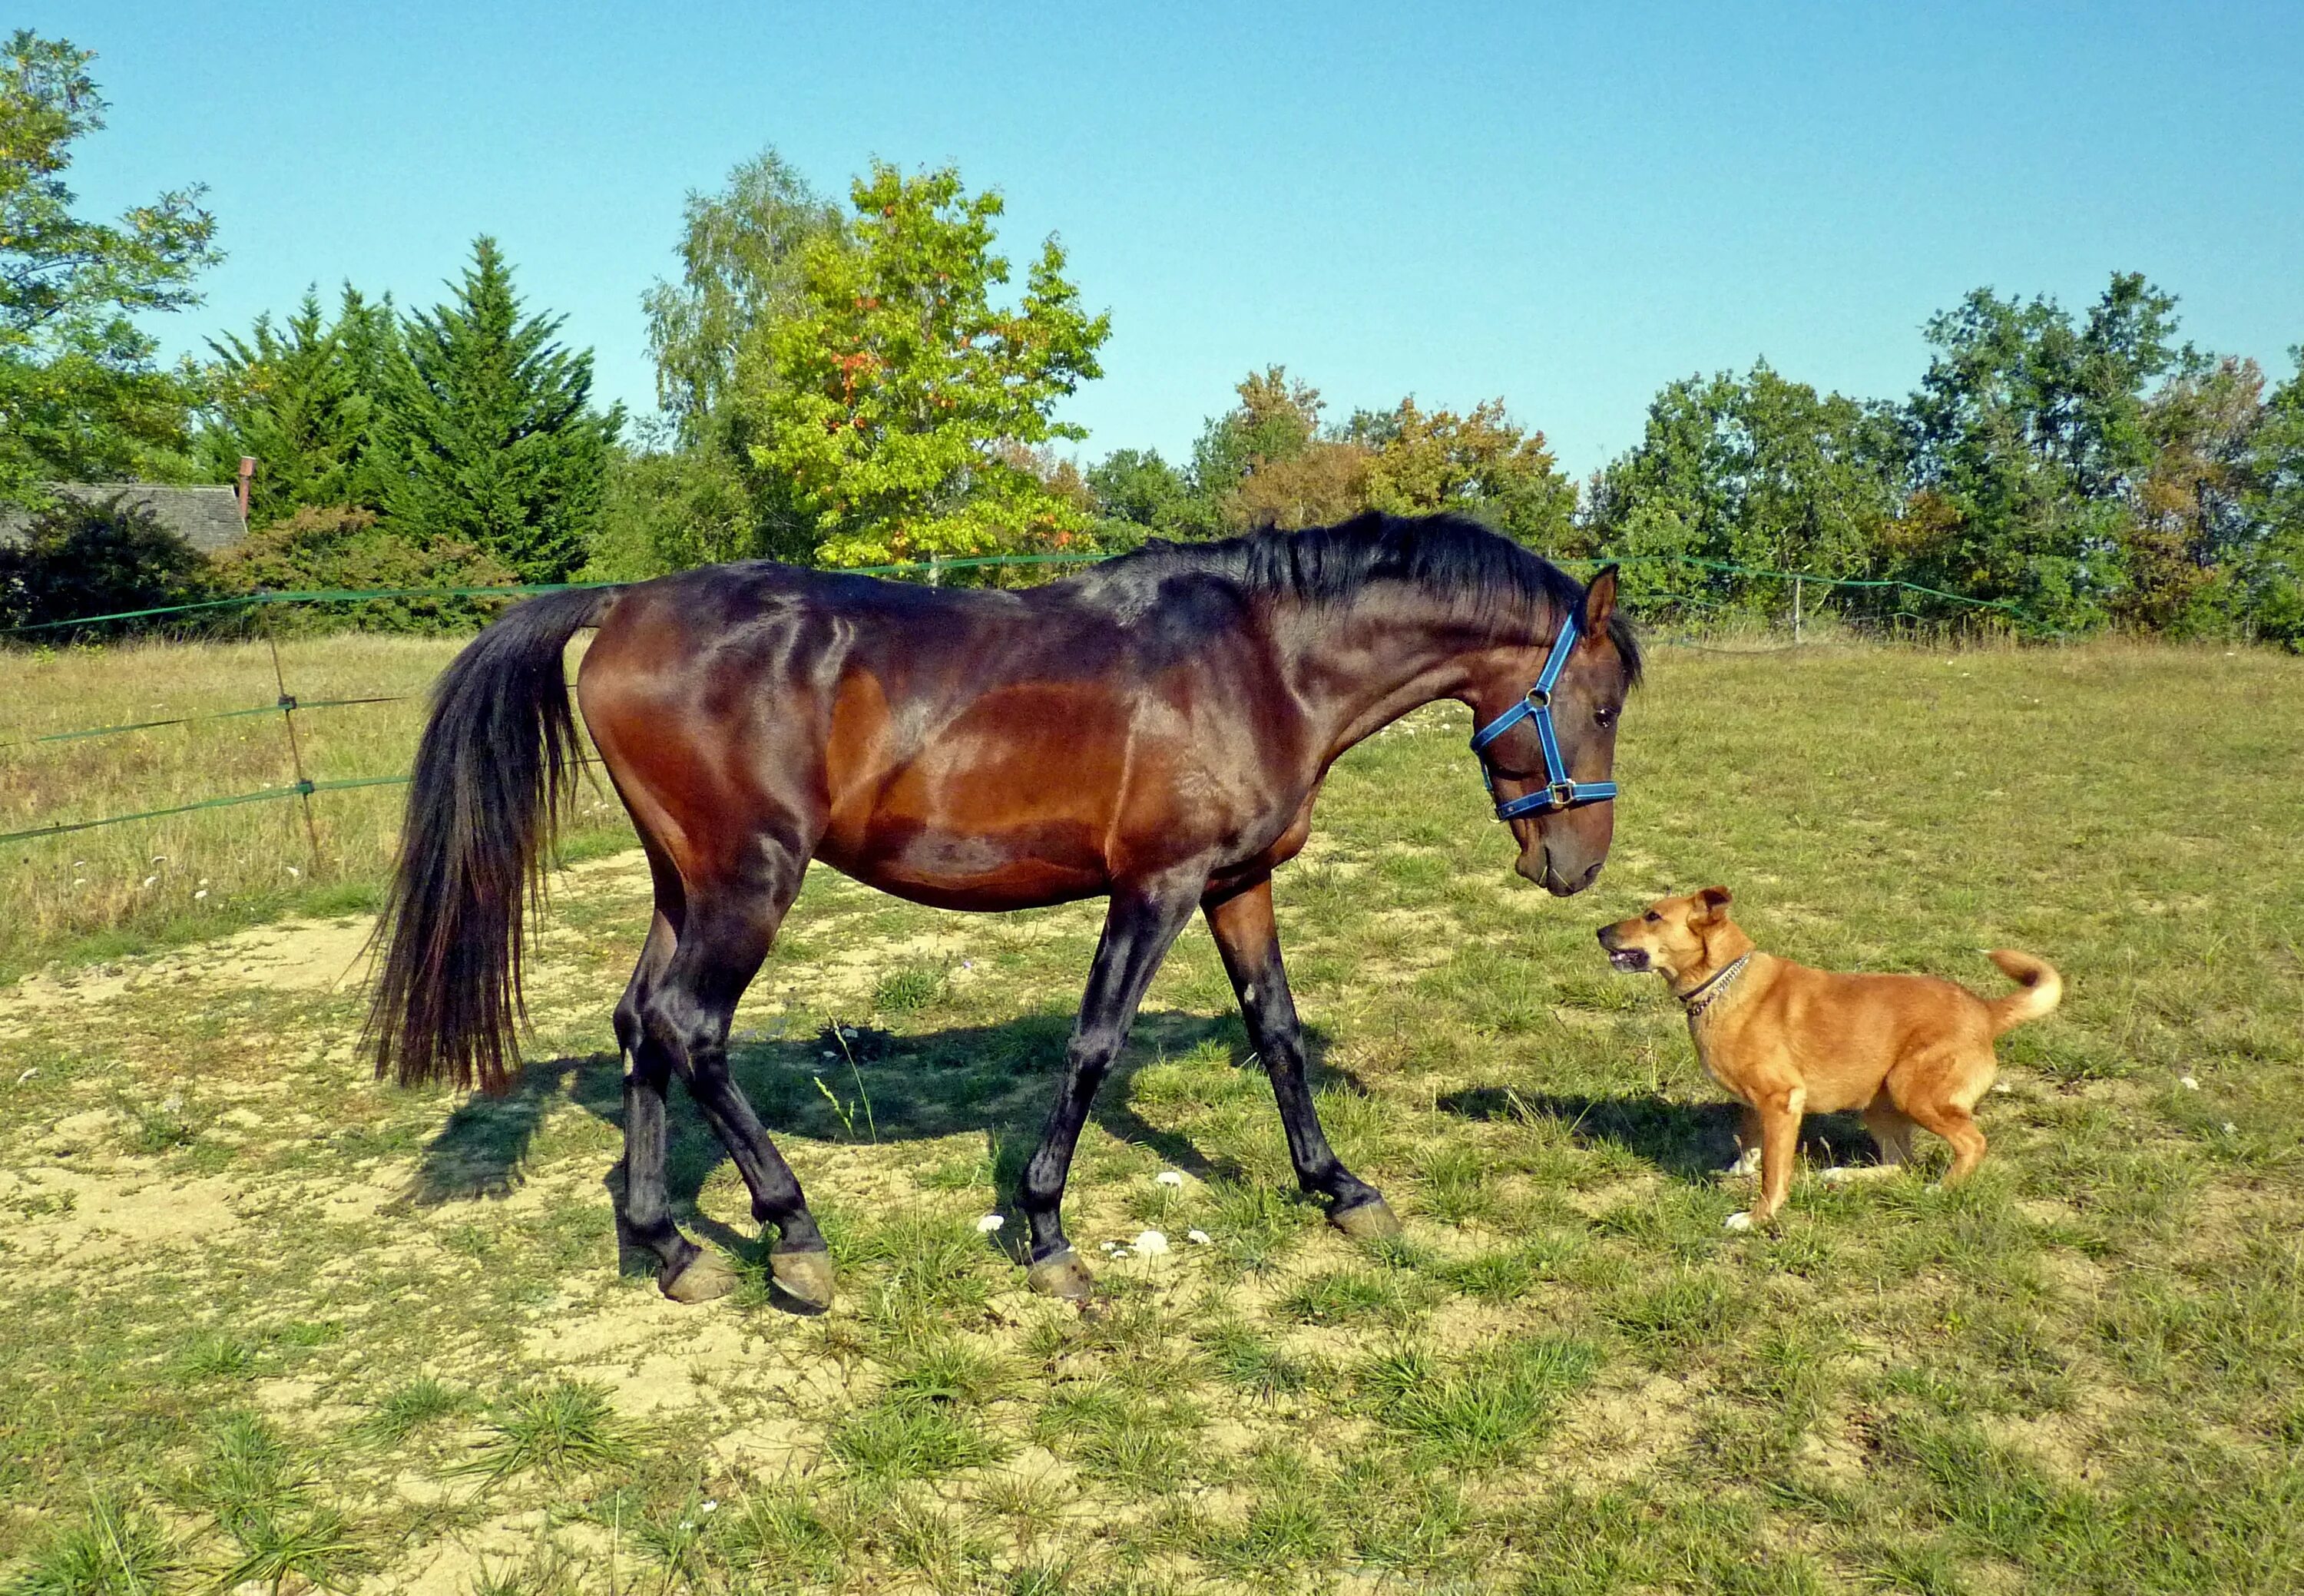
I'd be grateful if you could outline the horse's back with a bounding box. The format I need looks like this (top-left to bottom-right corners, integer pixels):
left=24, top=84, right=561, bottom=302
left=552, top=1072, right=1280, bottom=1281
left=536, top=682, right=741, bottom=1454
left=574, top=558, right=1299, bottom=906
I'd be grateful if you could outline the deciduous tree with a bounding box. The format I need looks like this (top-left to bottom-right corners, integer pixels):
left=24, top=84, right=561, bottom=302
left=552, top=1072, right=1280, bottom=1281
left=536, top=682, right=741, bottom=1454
left=0, top=30, right=219, bottom=502
left=735, top=163, right=1110, bottom=566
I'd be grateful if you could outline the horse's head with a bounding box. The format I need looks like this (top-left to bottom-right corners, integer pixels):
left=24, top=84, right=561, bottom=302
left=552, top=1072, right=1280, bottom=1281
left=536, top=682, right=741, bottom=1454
left=1465, top=567, right=1632, bottom=896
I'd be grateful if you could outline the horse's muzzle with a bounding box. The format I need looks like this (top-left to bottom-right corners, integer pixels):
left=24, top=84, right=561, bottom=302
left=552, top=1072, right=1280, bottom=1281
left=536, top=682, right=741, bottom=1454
left=1520, top=848, right=1604, bottom=896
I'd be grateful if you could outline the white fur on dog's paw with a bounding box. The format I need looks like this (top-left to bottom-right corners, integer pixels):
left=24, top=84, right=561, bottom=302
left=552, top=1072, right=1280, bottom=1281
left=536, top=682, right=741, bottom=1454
left=1819, top=1166, right=1855, bottom=1187
left=1726, top=1147, right=1763, bottom=1177
left=1723, top=1211, right=1756, bottom=1232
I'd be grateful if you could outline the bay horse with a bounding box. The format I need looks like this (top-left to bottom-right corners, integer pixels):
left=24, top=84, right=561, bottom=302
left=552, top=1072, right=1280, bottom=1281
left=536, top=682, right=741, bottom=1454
left=366, top=512, right=1637, bottom=1309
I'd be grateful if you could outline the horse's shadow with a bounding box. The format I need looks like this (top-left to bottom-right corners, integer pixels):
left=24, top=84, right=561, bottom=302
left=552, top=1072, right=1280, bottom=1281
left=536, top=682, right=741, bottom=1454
left=1438, top=1088, right=1879, bottom=1183
left=406, top=1008, right=1347, bottom=1262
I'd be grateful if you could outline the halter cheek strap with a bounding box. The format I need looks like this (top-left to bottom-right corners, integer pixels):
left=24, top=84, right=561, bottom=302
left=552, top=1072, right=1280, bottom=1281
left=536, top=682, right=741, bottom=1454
left=1468, top=612, right=1619, bottom=820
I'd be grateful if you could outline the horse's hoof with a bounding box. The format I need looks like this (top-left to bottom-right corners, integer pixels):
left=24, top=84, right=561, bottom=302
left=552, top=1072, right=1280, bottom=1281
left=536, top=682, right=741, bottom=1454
left=1026, top=1249, right=1095, bottom=1301
left=660, top=1249, right=737, bottom=1304
left=770, top=1248, right=836, bottom=1312
left=1330, top=1195, right=1402, bottom=1242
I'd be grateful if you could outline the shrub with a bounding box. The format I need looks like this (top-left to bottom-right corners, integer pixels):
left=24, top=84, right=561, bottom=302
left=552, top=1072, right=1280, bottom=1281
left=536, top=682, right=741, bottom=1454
left=0, top=492, right=214, bottom=638
left=210, top=504, right=520, bottom=634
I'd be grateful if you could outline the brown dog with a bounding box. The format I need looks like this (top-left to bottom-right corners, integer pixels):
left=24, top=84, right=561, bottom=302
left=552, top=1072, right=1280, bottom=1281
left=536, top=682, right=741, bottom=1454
left=1596, top=888, right=2061, bottom=1230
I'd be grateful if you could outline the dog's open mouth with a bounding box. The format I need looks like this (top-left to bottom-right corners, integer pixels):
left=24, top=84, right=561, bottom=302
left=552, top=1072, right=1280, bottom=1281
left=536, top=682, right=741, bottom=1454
left=1607, top=948, right=1649, bottom=972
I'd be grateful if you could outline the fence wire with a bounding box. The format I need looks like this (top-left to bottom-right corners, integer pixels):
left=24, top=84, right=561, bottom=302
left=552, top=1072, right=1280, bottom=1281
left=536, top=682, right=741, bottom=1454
left=3, top=549, right=2041, bottom=852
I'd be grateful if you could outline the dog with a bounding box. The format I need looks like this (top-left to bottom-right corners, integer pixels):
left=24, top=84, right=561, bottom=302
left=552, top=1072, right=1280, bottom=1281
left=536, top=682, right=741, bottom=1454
left=1596, top=887, right=2061, bottom=1230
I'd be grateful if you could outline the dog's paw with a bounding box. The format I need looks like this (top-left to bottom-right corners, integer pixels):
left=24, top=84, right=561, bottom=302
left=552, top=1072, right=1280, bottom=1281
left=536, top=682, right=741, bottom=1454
left=1725, top=1148, right=1763, bottom=1178
left=1723, top=1210, right=1756, bottom=1233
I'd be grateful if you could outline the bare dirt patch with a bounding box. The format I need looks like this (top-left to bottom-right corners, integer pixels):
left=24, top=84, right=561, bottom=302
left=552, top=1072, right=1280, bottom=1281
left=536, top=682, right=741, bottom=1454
left=0, top=1162, right=243, bottom=1266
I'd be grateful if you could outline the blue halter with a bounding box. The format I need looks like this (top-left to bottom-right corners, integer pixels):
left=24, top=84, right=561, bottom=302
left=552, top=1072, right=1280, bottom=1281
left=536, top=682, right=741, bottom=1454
left=1468, top=612, right=1619, bottom=820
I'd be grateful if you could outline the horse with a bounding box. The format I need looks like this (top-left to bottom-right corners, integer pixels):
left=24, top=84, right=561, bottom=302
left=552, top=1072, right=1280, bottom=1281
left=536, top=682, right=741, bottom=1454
left=366, top=511, right=1639, bottom=1309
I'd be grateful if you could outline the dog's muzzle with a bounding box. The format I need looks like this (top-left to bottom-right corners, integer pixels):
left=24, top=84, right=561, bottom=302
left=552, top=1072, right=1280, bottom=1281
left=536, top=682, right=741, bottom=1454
left=1596, top=926, right=1649, bottom=972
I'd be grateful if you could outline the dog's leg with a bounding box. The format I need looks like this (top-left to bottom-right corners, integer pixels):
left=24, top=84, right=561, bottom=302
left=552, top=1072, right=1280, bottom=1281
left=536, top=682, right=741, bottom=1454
left=1905, top=1094, right=1988, bottom=1185
left=1726, top=1104, right=1764, bottom=1177
left=1823, top=1098, right=1919, bottom=1187
left=1727, top=1082, right=1804, bottom=1230
left=1864, top=1099, right=1918, bottom=1167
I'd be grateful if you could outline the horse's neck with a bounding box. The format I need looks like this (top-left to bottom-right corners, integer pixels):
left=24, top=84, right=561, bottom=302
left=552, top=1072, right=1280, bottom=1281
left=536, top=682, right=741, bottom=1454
left=1278, top=597, right=1516, bottom=764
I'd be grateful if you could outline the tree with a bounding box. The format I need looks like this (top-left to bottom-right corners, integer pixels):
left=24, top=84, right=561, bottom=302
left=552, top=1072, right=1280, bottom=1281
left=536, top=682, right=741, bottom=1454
left=199, top=287, right=389, bottom=522
left=1902, top=273, right=2184, bottom=624
left=1191, top=366, right=1326, bottom=505
left=1357, top=397, right=1576, bottom=548
left=2236, top=348, right=2304, bottom=647
left=1584, top=363, right=1905, bottom=614
left=735, top=162, right=1111, bottom=566
left=1085, top=446, right=1192, bottom=536
left=385, top=237, right=621, bottom=582
left=2123, top=356, right=2266, bottom=632
left=0, top=30, right=220, bottom=502
left=643, top=149, right=842, bottom=445
left=584, top=435, right=763, bottom=580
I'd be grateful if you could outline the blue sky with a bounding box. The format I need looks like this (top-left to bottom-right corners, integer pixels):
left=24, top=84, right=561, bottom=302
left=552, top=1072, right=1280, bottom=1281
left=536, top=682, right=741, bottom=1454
left=35, top=2, right=2304, bottom=477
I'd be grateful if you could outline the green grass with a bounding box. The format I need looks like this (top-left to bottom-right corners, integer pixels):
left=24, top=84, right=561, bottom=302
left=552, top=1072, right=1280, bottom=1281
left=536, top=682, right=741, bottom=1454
left=0, top=632, right=635, bottom=978
left=4, top=1494, right=178, bottom=1596
left=3, top=636, right=2302, bottom=1591
left=356, top=1376, right=470, bottom=1444
left=457, top=1381, right=637, bottom=1485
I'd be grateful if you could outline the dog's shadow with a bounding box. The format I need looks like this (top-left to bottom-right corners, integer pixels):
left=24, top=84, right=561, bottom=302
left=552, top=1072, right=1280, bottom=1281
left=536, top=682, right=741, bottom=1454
left=1439, top=1088, right=1880, bottom=1184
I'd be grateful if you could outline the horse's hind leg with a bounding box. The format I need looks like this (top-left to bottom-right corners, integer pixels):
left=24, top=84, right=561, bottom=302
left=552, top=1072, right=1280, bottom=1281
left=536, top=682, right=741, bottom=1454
left=1019, top=876, right=1203, bottom=1299
left=641, top=843, right=836, bottom=1310
left=611, top=846, right=734, bottom=1302
left=1204, top=878, right=1394, bottom=1237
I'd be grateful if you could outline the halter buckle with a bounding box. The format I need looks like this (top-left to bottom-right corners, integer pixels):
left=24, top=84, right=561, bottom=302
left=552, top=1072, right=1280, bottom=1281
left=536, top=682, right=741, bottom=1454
left=1546, top=780, right=1577, bottom=810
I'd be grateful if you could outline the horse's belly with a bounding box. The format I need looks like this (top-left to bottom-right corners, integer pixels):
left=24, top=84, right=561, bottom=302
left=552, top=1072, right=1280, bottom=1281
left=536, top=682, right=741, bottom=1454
left=819, top=818, right=1111, bottom=912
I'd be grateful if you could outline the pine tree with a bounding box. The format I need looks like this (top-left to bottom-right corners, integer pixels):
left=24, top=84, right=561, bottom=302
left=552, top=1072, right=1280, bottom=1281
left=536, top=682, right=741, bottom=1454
left=385, top=237, right=619, bottom=581
left=202, top=289, right=376, bottom=522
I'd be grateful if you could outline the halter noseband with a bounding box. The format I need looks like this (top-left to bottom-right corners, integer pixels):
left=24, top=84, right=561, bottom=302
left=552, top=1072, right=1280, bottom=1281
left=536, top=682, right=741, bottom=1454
left=1468, top=612, right=1619, bottom=820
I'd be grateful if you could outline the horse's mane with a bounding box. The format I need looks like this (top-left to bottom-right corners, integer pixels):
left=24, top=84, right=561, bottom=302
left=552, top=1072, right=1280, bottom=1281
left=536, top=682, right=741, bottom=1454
left=1103, top=511, right=1641, bottom=684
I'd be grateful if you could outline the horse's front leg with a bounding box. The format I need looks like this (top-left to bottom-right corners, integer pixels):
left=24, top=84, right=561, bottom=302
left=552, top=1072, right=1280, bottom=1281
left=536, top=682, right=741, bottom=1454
left=1204, top=876, right=1398, bottom=1238
left=1019, top=876, right=1202, bottom=1299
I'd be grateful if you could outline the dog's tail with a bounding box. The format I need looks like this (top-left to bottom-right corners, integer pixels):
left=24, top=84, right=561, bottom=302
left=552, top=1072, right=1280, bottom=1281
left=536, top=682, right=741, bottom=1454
left=1984, top=949, right=2062, bottom=1035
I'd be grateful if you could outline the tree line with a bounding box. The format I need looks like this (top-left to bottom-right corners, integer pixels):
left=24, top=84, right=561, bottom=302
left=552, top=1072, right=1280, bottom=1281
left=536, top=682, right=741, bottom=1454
left=3, top=28, right=2299, bottom=644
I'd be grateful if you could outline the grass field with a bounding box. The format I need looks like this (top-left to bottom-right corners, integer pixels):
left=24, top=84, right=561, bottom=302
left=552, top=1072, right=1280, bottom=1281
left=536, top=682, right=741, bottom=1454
left=2, top=636, right=2300, bottom=1594
left=0, top=635, right=631, bottom=980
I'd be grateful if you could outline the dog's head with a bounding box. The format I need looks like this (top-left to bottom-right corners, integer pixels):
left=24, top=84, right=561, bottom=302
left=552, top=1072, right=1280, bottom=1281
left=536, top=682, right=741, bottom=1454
left=1596, top=886, right=1735, bottom=982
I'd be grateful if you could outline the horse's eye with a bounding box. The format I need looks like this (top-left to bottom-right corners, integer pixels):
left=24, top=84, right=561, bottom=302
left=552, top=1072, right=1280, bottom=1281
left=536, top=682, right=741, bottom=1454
left=1594, top=707, right=1619, bottom=730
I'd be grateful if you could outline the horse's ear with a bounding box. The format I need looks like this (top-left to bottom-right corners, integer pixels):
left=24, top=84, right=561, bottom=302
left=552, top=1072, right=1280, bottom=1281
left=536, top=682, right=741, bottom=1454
left=1582, top=565, right=1619, bottom=634
left=1693, top=886, right=1733, bottom=922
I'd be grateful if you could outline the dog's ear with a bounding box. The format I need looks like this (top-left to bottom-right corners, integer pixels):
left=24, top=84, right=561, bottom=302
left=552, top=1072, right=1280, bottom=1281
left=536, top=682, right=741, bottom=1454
left=1582, top=565, right=1619, bottom=634
left=1693, top=886, right=1733, bottom=922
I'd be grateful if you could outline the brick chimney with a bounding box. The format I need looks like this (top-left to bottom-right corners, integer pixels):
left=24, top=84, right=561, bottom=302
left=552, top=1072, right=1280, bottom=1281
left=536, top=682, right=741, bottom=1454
left=236, top=456, right=256, bottom=522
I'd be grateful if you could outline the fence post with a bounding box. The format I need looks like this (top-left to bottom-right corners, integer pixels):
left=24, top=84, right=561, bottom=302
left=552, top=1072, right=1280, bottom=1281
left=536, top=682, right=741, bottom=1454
left=262, top=613, right=326, bottom=877
left=1793, top=575, right=1803, bottom=645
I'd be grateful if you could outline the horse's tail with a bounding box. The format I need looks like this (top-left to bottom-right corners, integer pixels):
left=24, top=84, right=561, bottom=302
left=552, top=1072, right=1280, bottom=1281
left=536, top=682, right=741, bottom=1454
left=365, top=585, right=621, bottom=1094
left=1983, top=949, right=2062, bottom=1036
